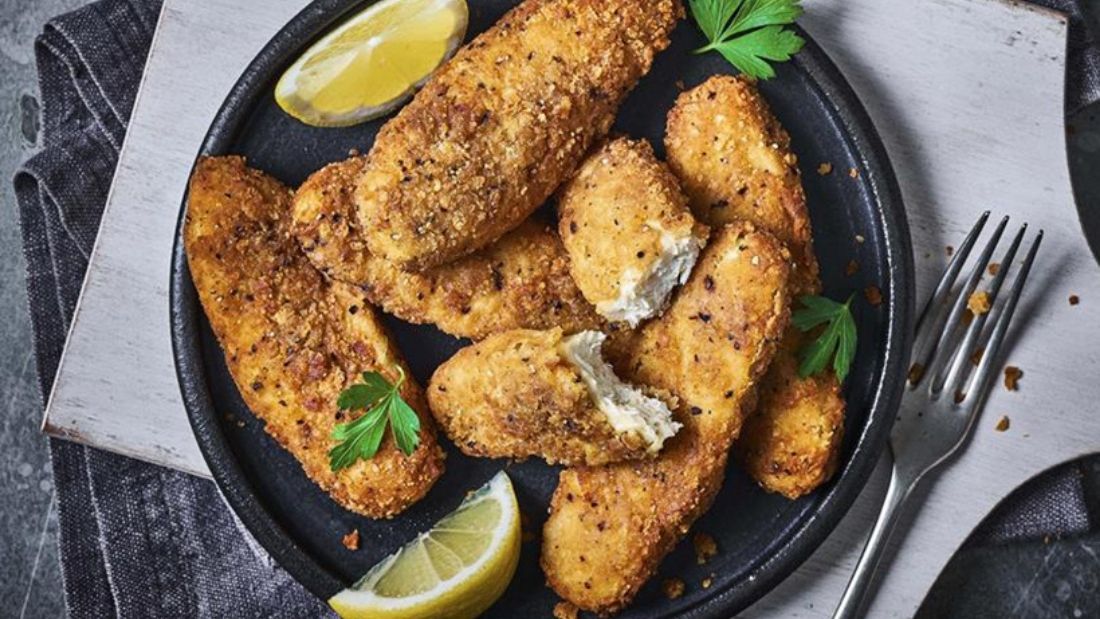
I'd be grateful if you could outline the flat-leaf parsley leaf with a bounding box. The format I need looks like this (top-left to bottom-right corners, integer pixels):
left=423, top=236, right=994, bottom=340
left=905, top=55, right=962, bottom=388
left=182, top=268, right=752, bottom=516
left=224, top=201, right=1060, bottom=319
left=689, top=0, right=805, bottom=79
left=793, top=294, right=857, bottom=382
left=329, top=366, right=421, bottom=471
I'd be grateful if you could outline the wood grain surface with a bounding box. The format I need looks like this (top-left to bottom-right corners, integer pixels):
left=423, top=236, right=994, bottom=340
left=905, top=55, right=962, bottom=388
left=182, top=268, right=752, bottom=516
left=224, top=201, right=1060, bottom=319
left=41, top=0, right=1100, bottom=616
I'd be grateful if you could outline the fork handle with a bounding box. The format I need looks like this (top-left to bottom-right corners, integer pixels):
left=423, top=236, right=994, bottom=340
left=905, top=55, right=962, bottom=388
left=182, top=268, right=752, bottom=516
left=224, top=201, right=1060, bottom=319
left=832, top=464, right=912, bottom=619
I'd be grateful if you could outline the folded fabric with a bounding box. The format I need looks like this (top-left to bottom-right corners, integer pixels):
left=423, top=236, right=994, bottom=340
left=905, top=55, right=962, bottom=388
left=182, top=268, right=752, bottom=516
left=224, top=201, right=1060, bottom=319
left=13, top=0, right=325, bottom=616
left=11, top=0, right=1099, bottom=617
left=1031, top=0, right=1100, bottom=113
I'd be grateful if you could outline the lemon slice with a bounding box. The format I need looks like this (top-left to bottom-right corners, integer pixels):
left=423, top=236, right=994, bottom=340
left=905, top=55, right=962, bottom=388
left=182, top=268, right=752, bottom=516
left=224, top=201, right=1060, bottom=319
left=276, top=0, right=468, bottom=127
left=329, top=472, right=521, bottom=619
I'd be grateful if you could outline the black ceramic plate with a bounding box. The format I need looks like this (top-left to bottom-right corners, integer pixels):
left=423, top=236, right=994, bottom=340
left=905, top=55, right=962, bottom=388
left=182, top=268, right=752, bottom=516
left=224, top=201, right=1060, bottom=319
left=171, top=1, right=913, bottom=616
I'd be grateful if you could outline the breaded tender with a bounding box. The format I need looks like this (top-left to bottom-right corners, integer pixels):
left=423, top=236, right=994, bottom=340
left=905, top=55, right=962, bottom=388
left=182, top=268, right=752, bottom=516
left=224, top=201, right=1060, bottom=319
left=737, top=331, right=845, bottom=498
left=541, top=222, right=791, bottom=613
left=666, top=75, right=818, bottom=291
left=666, top=75, right=845, bottom=499
left=185, top=156, right=444, bottom=518
left=558, top=138, right=707, bottom=326
left=428, top=328, right=679, bottom=466
left=356, top=0, right=684, bottom=270
left=292, top=157, right=604, bottom=340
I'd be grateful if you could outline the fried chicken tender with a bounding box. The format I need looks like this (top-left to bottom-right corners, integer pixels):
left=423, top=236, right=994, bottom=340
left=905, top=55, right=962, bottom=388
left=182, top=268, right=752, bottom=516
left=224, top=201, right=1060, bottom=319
left=356, top=0, right=684, bottom=271
left=185, top=156, right=444, bottom=518
left=292, top=157, right=603, bottom=340
left=666, top=75, right=818, bottom=291
left=738, top=330, right=845, bottom=498
left=428, top=328, right=679, bottom=466
left=666, top=75, right=844, bottom=499
left=558, top=137, right=707, bottom=326
left=541, top=222, right=792, bottom=613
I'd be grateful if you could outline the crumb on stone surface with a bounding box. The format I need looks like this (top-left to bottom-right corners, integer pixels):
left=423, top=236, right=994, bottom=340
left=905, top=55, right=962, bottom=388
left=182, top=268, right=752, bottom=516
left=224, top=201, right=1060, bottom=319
left=845, top=259, right=859, bottom=276
left=908, top=363, right=925, bottom=384
left=995, top=416, right=1010, bottom=432
left=961, top=309, right=975, bottom=326
left=342, top=529, right=359, bottom=551
left=864, top=285, right=883, bottom=306
left=1004, top=366, right=1023, bottom=391
left=553, top=601, right=579, bottom=619
left=817, top=162, right=833, bottom=175
left=1070, top=294, right=1080, bottom=306
left=693, top=532, right=718, bottom=565
left=988, top=262, right=1001, bottom=276
left=663, top=578, right=685, bottom=600
left=968, top=290, right=992, bottom=316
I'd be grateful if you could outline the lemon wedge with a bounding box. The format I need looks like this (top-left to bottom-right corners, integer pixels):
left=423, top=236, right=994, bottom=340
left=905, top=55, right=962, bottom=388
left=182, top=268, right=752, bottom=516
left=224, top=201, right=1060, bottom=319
left=329, top=471, right=521, bottom=619
left=276, top=0, right=468, bottom=127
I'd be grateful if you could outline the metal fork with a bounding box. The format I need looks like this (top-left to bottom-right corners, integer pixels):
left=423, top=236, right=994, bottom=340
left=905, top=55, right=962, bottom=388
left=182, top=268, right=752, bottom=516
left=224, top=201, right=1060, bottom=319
left=832, top=212, right=1043, bottom=619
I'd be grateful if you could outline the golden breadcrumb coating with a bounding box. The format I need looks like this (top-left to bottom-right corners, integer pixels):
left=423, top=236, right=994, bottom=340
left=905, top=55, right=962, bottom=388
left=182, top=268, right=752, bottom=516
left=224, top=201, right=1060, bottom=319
left=541, top=222, right=791, bottom=613
left=666, top=76, right=845, bottom=499
left=184, top=156, right=444, bottom=518
left=737, top=330, right=844, bottom=498
left=356, top=0, right=684, bottom=270
left=292, top=157, right=603, bottom=340
left=558, top=137, right=708, bottom=326
left=666, top=74, right=818, bottom=293
left=428, top=328, right=666, bottom=466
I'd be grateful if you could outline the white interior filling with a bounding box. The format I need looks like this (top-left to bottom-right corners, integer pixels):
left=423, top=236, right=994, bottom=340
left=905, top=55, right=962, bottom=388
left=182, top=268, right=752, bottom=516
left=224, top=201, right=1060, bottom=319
left=560, top=331, right=681, bottom=454
left=596, top=225, right=702, bottom=327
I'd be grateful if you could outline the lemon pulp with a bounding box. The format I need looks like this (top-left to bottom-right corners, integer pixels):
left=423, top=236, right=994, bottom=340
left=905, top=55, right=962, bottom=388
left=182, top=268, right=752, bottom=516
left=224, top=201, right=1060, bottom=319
left=329, top=471, right=520, bottom=619
left=276, top=0, right=468, bottom=126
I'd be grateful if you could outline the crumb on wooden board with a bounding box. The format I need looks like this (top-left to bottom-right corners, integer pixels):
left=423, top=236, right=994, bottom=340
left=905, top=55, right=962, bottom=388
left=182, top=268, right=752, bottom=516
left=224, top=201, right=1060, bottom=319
left=967, top=290, right=992, bottom=316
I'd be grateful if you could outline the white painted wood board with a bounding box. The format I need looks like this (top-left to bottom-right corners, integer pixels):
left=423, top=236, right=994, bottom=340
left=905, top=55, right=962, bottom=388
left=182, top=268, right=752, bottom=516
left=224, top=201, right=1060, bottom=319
left=41, top=0, right=1100, bottom=616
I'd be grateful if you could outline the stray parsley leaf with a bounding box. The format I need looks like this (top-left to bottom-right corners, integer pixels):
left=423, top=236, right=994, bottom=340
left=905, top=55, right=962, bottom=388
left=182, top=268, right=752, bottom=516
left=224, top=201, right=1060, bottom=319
left=689, top=0, right=805, bottom=79
left=329, top=366, right=421, bottom=471
left=793, top=294, right=857, bottom=382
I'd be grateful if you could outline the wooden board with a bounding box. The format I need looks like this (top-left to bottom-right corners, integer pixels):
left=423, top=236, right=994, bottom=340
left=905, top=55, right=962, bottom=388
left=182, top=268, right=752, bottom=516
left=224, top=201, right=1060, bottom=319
left=42, top=0, right=1100, bottom=616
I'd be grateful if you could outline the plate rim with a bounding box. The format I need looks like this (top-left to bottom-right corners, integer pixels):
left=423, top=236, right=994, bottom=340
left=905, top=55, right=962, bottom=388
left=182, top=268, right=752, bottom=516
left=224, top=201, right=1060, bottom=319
left=169, top=1, right=914, bottom=616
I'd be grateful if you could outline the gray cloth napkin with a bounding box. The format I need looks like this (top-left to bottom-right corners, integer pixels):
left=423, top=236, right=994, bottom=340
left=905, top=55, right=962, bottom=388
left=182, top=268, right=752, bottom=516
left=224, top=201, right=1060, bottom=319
left=10, top=0, right=1100, bottom=617
left=14, top=0, right=325, bottom=616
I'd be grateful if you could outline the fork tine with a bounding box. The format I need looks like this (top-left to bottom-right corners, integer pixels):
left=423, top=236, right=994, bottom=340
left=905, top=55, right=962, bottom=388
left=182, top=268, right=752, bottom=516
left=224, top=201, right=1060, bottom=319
left=924, top=216, right=1009, bottom=391
left=965, top=229, right=1043, bottom=407
left=913, top=211, right=990, bottom=338
left=908, top=212, right=991, bottom=387
left=941, top=224, right=1028, bottom=400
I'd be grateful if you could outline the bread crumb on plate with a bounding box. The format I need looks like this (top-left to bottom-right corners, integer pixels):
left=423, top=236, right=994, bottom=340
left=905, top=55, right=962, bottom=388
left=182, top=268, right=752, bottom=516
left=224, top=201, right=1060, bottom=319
left=342, top=529, right=359, bottom=551
left=662, top=578, right=685, bottom=600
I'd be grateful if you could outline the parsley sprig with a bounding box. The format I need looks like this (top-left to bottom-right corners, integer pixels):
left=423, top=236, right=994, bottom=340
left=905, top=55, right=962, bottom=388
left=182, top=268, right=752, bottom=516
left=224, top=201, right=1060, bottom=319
left=793, top=294, right=857, bottom=382
left=329, top=366, right=421, bottom=471
left=689, top=0, right=805, bottom=79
